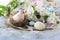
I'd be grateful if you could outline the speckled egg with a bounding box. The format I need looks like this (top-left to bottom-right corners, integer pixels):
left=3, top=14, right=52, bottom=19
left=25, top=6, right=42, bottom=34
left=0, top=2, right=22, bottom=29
left=34, top=21, right=45, bottom=30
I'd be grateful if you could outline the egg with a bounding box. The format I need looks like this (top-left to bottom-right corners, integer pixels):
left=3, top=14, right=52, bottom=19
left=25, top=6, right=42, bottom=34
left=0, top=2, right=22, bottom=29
left=34, top=21, right=45, bottom=30
left=29, top=21, right=35, bottom=26
left=48, top=7, right=54, bottom=12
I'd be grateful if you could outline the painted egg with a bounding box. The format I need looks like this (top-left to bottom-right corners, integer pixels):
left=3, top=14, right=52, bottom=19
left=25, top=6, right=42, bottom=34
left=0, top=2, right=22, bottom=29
left=29, top=21, right=35, bottom=26
left=34, top=21, right=45, bottom=30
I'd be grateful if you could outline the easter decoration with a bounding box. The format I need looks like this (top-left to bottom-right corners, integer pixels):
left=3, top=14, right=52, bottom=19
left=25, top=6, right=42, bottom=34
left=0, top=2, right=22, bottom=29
left=0, top=0, right=60, bottom=31
left=34, top=21, right=45, bottom=30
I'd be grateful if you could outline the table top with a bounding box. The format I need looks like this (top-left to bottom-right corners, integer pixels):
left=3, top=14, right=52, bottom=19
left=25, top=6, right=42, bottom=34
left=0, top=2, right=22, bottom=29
left=0, top=16, right=60, bottom=40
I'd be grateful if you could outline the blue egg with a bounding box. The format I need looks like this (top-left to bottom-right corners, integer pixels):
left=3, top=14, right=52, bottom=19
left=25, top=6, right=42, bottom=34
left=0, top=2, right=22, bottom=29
left=48, top=7, right=54, bottom=12
left=29, top=21, right=35, bottom=26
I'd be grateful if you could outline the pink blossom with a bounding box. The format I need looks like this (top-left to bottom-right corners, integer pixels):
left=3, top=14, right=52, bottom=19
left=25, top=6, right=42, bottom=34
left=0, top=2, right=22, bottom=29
left=31, top=0, right=44, bottom=6
left=36, top=0, right=44, bottom=6
left=31, top=1, right=37, bottom=6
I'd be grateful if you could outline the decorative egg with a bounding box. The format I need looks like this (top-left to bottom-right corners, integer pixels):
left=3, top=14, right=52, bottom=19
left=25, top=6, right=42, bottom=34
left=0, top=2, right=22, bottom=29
left=34, top=21, right=45, bottom=30
left=48, top=7, right=54, bottom=12
left=29, top=21, right=35, bottom=26
left=10, top=8, right=27, bottom=27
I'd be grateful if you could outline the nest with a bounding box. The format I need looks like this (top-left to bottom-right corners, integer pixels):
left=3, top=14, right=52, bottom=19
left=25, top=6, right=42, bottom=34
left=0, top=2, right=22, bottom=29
left=5, top=18, right=56, bottom=31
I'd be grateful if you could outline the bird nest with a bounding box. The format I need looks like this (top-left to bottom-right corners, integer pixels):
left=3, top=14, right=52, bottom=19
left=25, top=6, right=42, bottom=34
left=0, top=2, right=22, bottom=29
left=5, top=18, right=57, bottom=31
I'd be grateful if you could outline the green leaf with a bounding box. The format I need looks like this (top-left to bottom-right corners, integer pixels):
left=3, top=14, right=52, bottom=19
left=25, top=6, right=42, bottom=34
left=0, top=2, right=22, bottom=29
left=0, top=10, right=4, bottom=16
left=57, top=21, right=60, bottom=24
left=8, top=0, right=18, bottom=8
left=20, top=2, right=25, bottom=5
left=0, top=5, right=8, bottom=16
left=32, top=6, right=41, bottom=19
left=34, top=11, right=41, bottom=19
left=0, top=5, right=7, bottom=11
left=0, top=0, right=18, bottom=16
left=7, top=7, right=10, bottom=15
left=32, top=6, right=36, bottom=11
left=43, top=14, right=49, bottom=23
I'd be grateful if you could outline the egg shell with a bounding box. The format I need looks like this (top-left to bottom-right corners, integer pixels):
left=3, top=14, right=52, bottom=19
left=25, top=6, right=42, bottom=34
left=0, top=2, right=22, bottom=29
left=34, top=21, right=45, bottom=30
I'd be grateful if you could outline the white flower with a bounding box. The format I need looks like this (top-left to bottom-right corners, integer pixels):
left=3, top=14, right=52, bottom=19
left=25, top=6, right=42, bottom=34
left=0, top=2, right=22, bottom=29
left=18, top=0, right=25, bottom=2
left=56, top=16, right=60, bottom=22
left=35, top=5, right=44, bottom=12
left=26, top=6, right=34, bottom=19
left=0, top=0, right=12, bottom=6
left=47, top=13, right=57, bottom=24
left=26, top=6, right=34, bottom=14
left=35, top=0, right=44, bottom=6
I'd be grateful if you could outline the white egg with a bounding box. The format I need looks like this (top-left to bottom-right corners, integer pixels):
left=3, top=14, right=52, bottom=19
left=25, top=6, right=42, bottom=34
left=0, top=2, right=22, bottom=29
left=34, top=21, right=45, bottom=30
left=47, top=13, right=57, bottom=24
